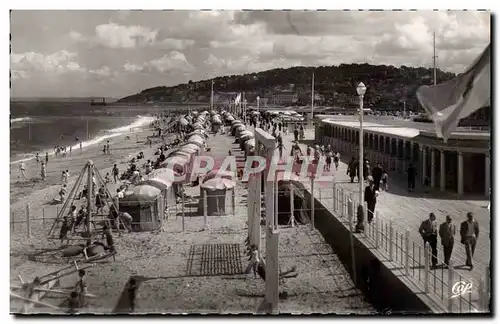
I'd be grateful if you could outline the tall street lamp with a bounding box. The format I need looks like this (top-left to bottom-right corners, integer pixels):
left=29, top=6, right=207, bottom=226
left=356, top=82, right=367, bottom=208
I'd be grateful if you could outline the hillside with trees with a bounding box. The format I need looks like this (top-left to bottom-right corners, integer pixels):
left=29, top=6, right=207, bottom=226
left=117, top=63, right=456, bottom=111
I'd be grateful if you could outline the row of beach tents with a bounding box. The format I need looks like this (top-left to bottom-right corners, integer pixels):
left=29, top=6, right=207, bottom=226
left=118, top=110, right=242, bottom=229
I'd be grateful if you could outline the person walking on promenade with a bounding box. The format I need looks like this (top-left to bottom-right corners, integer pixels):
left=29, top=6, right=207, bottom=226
left=333, top=151, right=340, bottom=170
left=347, top=157, right=358, bottom=183
left=407, top=163, right=417, bottom=192
left=364, top=177, right=378, bottom=223
left=371, top=163, right=383, bottom=191
left=294, top=128, right=299, bottom=142
left=325, top=152, right=332, bottom=171
left=419, top=213, right=438, bottom=269
left=460, top=212, right=479, bottom=271
left=439, top=215, right=456, bottom=268
left=276, top=142, right=285, bottom=159
left=381, top=169, right=389, bottom=191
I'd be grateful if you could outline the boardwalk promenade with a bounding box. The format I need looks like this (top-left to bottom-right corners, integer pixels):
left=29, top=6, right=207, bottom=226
left=268, top=127, right=490, bottom=313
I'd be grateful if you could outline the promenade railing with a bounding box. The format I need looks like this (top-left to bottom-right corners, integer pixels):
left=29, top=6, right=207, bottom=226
left=274, top=182, right=490, bottom=313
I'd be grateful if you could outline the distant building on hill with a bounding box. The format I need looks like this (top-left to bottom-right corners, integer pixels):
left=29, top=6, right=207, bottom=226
left=272, top=91, right=298, bottom=105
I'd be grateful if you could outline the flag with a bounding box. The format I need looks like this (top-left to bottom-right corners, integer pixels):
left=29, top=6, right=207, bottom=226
left=234, top=93, right=241, bottom=105
left=416, top=44, right=490, bottom=142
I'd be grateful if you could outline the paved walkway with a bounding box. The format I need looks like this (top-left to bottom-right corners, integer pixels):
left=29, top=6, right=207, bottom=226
left=263, top=127, right=490, bottom=312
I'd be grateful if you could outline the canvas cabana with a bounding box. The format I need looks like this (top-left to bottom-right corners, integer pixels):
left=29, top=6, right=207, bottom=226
left=244, top=138, right=255, bottom=159
left=119, top=184, right=164, bottom=232
left=198, top=178, right=236, bottom=216
left=275, top=178, right=310, bottom=225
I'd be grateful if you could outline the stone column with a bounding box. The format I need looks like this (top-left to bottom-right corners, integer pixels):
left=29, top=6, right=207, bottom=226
left=409, top=142, right=414, bottom=162
left=485, top=153, right=490, bottom=197
left=421, top=146, right=427, bottom=185
left=440, top=150, right=446, bottom=192
left=458, top=152, right=464, bottom=196
left=430, top=149, right=436, bottom=188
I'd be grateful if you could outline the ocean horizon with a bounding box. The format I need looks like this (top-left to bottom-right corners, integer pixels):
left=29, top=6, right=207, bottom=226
left=10, top=101, right=188, bottom=164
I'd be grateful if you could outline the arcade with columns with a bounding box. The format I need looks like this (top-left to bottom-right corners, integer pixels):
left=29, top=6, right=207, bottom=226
left=315, top=118, right=490, bottom=197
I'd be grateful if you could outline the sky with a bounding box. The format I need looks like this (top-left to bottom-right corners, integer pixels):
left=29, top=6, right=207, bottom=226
left=10, top=10, right=490, bottom=98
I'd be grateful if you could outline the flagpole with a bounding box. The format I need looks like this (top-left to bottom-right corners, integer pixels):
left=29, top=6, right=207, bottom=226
left=433, top=32, right=437, bottom=86
left=211, top=80, right=214, bottom=110
left=311, top=71, right=315, bottom=127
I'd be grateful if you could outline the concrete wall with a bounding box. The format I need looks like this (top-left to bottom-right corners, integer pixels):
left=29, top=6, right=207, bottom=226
left=303, top=190, right=436, bottom=314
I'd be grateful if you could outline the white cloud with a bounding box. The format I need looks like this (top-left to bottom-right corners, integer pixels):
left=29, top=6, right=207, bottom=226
left=10, top=10, right=491, bottom=98
left=158, top=38, right=195, bottom=50
left=89, top=66, right=112, bottom=77
left=124, top=62, right=143, bottom=73
left=94, top=23, right=158, bottom=49
left=69, top=31, right=86, bottom=42
left=146, top=51, right=195, bottom=73
left=11, top=50, right=80, bottom=74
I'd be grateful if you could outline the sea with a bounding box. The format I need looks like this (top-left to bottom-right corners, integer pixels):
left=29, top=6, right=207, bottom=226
left=10, top=100, right=195, bottom=164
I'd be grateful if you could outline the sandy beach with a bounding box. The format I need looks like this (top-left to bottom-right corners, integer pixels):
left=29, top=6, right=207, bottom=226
left=10, top=121, right=373, bottom=314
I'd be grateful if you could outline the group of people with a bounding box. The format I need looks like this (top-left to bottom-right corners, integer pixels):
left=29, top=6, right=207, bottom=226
left=419, top=212, right=480, bottom=270
left=102, top=141, right=112, bottom=155
left=54, top=144, right=71, bottom=157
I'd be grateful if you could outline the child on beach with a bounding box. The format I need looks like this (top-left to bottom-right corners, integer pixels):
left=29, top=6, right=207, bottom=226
left=59, top=216, right=70, bottom=247
left=245, top=244, right=260, bottom=279
left=18, top=161, right=26, bottom=179
left=59, top=184, right=68, bottom=201
left=35, top=153, right=40, bottom=166
left=40, top=162, right=46, bottom=181
left=104, top=172, right=111, bottom=184
left=75, top=269, right=88, bottom=307
left=45, top=152, right=49, bottom=164
left=112, top=164, right=120, bottom=183
left=102, top=225, right=116, bottom=261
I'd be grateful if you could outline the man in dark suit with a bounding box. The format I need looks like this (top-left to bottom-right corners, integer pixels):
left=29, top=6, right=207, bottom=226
left=419, top=213, right=438, bottom=269
left=460, top=212, right=480, bottom=270
left=364, top=177, right=378, bottom=223
left=371, top=163, right=383, bottom=191
left=439, top=215, right=456, bottom=267
left=407, top=163, right=417, bottom=192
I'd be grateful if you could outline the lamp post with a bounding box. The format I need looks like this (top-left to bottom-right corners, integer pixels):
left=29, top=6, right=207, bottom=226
left=356, top=82, right=367, bottom=208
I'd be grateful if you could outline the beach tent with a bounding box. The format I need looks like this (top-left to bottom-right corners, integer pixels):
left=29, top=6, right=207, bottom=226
left=187, top=136, right=205, bottom=148
left=192, top=122, right=204, bottom=130
left=244, top=139, right=256, bottom=159
left=275, top=179, right=310, bottom=225
left=181, top=143, right=201, bottom=152
left=177, top=147, right=198, bottom=155
left=198, top=178, right=236, bottom=216
left=161, top=156, right=191, bottom=179
left=119, top=184, right=164, bottom=232
left=203, top=170, right=235, bottom=182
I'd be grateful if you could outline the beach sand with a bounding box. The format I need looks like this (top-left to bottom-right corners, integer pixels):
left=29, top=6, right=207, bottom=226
left=10, top=124, right=372, bottom=314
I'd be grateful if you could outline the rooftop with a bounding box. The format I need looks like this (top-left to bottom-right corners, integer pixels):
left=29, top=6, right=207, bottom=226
left=317, top=115, right=490, bottom=141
